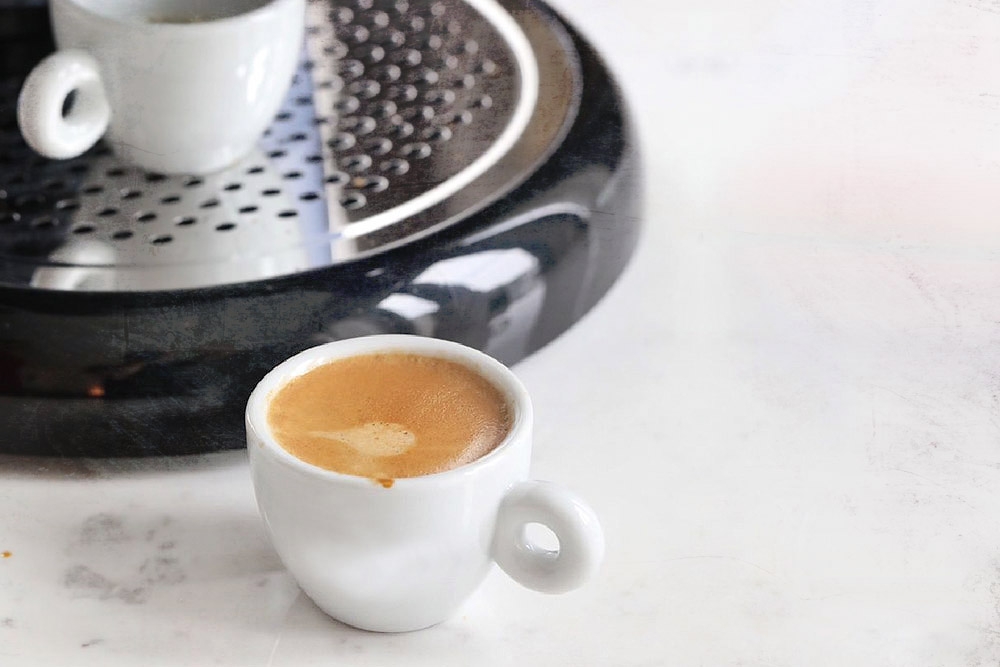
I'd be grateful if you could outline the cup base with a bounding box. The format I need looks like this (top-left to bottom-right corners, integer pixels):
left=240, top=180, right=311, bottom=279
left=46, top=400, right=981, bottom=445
left=304, top=590, right=453, bottom=634
left=107, top=139, right=250, bottom=175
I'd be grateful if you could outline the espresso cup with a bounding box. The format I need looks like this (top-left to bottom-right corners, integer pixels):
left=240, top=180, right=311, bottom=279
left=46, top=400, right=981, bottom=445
left=17, top=0, right=304, bottom=174
left=246, top=335, right=605, bottom=632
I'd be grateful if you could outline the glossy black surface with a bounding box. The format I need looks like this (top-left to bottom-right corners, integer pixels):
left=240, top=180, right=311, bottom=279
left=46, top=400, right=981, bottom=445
left=0, top=1, right=642, bottom=456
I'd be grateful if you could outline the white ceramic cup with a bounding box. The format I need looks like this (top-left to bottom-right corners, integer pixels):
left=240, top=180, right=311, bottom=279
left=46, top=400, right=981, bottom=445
left=246, top=335, right=605, bottom=633
left=16, top=0, right=304, bottom=174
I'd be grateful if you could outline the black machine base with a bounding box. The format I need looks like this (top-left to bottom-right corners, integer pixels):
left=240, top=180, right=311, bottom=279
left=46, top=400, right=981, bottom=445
left=0, top=0, right=641, bottom=456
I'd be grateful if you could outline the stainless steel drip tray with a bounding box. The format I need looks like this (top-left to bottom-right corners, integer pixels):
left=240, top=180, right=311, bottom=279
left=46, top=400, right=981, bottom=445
left=0, top=0, right=642, bottom=456
left=0, top=0, right=576, bottom=291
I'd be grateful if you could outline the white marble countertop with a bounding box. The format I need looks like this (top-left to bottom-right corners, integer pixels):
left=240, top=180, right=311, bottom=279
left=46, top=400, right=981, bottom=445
left=6, top=0, right=1000, bottom=664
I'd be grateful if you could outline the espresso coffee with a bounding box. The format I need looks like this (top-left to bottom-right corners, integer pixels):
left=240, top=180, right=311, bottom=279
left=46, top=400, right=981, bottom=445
left=266, top=352, right=512, bottom=483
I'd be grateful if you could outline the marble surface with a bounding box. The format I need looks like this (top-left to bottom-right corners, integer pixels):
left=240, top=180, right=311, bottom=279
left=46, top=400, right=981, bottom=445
left=5, top=0, right=1000, bottom=664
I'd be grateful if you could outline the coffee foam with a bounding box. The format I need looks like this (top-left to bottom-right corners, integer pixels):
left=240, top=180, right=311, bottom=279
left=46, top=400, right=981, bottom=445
left=266, top=352, right=511, bottom=481
left=309, top=422, right=416, bottom=457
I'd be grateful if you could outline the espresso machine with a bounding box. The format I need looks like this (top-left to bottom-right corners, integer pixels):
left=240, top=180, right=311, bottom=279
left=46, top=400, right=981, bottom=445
left=0, top=0, right=642, bottom=456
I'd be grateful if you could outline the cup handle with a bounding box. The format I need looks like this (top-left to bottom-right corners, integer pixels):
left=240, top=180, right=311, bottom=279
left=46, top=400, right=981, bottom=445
left=17, top=50, right=110, bottom=160
left=492, top=480, right=605, bottom=594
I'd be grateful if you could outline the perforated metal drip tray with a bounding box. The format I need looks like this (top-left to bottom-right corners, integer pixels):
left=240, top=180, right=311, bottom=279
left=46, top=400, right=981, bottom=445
left=0, top=0, right=642, bottom=455
left=0, top=0, right=572, bottom=291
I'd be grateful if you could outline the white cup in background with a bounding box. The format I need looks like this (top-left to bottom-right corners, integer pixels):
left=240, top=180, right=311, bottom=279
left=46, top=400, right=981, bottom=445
left=246, top=335, right=605, bottom=633
left=17, top=0, right=304, bottom=174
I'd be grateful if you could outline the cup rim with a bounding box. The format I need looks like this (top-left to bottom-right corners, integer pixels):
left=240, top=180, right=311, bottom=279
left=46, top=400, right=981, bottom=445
left=53, top=0, right=301, bottom=32
left=246, top=334, right=533, bottom=488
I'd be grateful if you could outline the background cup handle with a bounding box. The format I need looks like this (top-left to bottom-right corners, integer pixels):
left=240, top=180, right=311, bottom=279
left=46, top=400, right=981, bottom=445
left=493, top=480, right=605, bottom=594
left=17, top=49, right=110, bottom=160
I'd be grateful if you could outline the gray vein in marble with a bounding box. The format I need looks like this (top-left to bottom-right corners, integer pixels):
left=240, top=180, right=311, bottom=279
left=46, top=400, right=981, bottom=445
left=60, top=512, right=191, bottom=605
left=80, top=514, right=129, bottom=544
left=138, top=557, right=186, bottom=586
left=63, top=564, right=149, bottom=604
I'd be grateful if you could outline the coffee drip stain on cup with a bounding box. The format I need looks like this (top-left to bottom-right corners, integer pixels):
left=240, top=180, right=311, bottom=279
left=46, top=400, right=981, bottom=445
left=308, top=422, right=418, bottom=488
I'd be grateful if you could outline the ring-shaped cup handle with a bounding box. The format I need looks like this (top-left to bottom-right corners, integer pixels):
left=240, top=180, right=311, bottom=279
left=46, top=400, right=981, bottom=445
left=17, top=49, right=110, bottom=160
left=492, top=480, right=605, bottom=594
